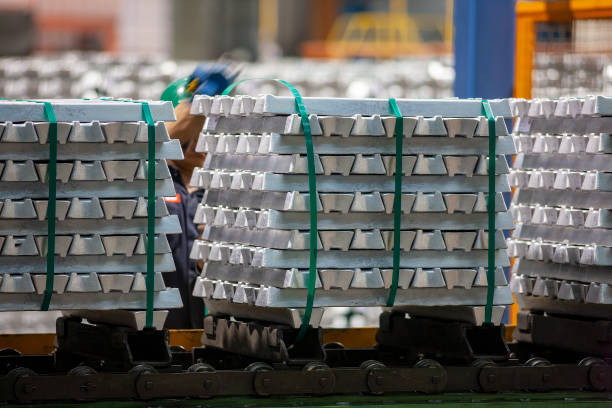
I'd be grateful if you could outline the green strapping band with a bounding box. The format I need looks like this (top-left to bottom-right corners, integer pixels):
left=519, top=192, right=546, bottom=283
left=140, top=102, right=156, bottom=328
left=41, top=102, right=58, bottom=311
left=221, top=79, right=317, bottom=341
left=481, top=100, right=496, bottom=324
left=14, top=99, right=58, bottom=310
left=386, top=98, right=403, bottom=307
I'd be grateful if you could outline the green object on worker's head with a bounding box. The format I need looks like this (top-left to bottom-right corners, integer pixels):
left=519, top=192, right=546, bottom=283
left=161, top=76, right=192, bottom=107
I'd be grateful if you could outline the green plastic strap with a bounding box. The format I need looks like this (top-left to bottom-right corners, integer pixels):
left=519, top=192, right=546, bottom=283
left=14, top=100, right=57, bottom=310
left=140, top=102, right=156, bottom=328
left=481, top=100, right=496, bottom=324
left=41, top=102, right=58, bottom=311
left=386, top=98, right=403, bottom=307
left=222, top=79, right=317, bottom=341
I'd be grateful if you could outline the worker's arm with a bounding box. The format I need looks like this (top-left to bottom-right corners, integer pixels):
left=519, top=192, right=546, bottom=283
left=166, top=102, right=207, bottom=191
left=164, top=63, right=240, bottom=190
left=165, top=102, right=206, bottom=148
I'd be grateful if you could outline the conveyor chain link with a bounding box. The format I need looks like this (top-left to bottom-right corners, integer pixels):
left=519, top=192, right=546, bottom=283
left=4, top=362, right=609, bottom=402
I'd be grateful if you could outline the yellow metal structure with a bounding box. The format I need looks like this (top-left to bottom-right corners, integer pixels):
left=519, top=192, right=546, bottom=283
left=515, top=0, right=612, bottom=98
left=302, top=10, right=452, bottom=59
left=512, top=0, right=612, bottom=324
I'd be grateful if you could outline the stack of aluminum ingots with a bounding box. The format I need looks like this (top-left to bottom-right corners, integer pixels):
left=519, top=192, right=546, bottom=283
left=508, top=96, right=612, bottom=320
left=189, top=94, right=516, bottom=328
left=0, top=100, right=183, bottom=328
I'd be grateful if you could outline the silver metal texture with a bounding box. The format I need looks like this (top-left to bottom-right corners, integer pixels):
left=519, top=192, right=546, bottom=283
left=509, top=96, right=612, bottom=118
left=196, top=133, right=516, bottom=156
left=0, top=179, right=176, bottom=199
left=0, top=139, right=183, bottom=161
left=0, top=287, right=182, bottom=311
left=4, top=271, right=169, bottom=295
left=201, top=112, right=511, bottom=137
left=0, top=214, right=180, bottom=235
left=0, top=253, right=175, bottom=274
left=512, top=258, right=612, bottom=285
left=0, top=99, right=175, bottom=122
left=195, top=261, right=506, bottom=290
left=0, top=159, right=171, bottom=183
left=0, top=120, right=170, bottom=144
left=192, top=94, right=513, bottom=117
left=196, top=207, right=513, bottom=230
left=202, top=152, right=509, bottom=176
left=192, top=170, right=511, bottom=193
left=195, top=277, right=513, bottom=308
left=0, top=233, right=171, bottom=257
left=199, top=190, right=507, bottom=214
left=189, top=242, right=510, bottom=269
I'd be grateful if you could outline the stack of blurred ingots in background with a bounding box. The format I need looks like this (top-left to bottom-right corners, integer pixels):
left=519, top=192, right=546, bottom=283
left=509, top=96, right=612, bottom=322
left=0, top=99, right=183, bottom=329
left=188, top=94, right=517, bottom=332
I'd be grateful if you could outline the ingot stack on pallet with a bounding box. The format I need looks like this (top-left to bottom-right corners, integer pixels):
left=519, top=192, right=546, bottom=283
left=509, top=96, right=612, bottom=320
left=189, top=94, right=516, bottom=329
left=0, top=99, right=183, bottom=328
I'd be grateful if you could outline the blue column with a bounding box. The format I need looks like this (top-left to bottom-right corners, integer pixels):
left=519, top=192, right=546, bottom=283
left=453, top=0, right=516, bottom=99
left=454, top=0, right=516, bottom=325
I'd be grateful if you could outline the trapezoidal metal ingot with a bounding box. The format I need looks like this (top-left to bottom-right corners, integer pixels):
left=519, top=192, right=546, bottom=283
left=0, top=198, right=37, bottom=219
left=350, top=268, right=385, bottom=288
left=34, top=235, right=72, bottom=257
left=1, top=235, right=38, bottom=256
left=98, top=273, right=135, bottom=293
left=33, top=274, right=69, bottom=294
left=0, top=273, right=35, bottom=293
left=1, top=121, right=40, bottom=143
left=35, top=162, right=74, bottom=183
left=318, top=115, right=356, bottom=137
left=380, top=268, right=415, bottom=289
left=68, top=121, right=105, bottom=142
left=66, top=197, right=104, bottom=219
left=557, top=281, right=588, bottom=302
left=131, top=272, right=167, bottom=292
left=1, top=159, right=38, bottom=181
left=65, top=272, right=102, bottom=293
left=319, top=269, right=355, bottom=290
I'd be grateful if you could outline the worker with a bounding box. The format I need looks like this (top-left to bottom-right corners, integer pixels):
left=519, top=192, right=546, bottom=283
left=162, top=64, right=239, bottom=329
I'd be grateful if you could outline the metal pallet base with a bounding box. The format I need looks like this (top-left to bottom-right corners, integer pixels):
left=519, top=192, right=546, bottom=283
left=54, top=316, right=172, bottom=372
left=376, top=312, right=510, bottom=364
left=514, top=311, right=612, bottom=358
left=200, top=315, right=324, bottom=364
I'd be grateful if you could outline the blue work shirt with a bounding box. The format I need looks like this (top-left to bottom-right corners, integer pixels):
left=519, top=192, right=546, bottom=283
left=163, top=165, right=205, bottom=329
